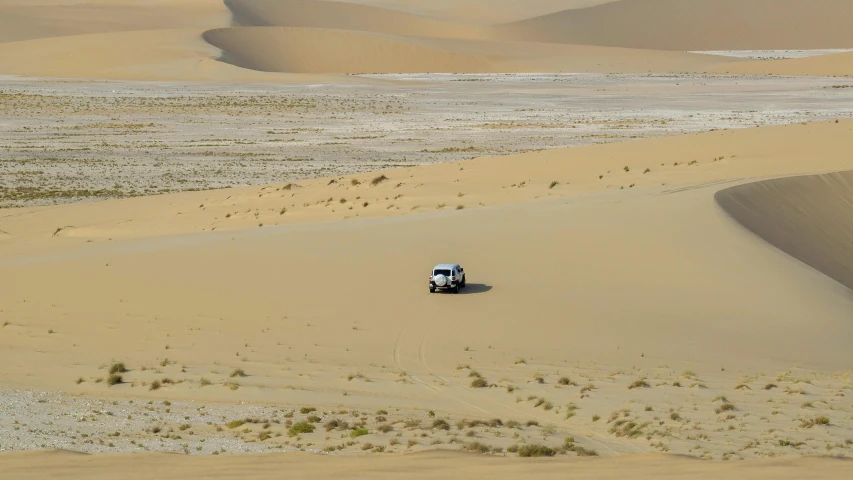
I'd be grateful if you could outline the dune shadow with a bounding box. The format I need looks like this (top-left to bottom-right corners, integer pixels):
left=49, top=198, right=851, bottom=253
left=452, top=283, right=492, bottom=295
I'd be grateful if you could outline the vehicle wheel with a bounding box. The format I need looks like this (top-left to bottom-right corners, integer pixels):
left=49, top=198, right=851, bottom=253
left=429, top=287, right=436, bottom=293
left=453, top=285, right=460, bottom=294
left=460, top=276, right=466, bottom=288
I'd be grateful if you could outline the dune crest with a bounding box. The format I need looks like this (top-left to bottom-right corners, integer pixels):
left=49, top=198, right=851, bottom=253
left=224, top=0, right=488, bottom=39
left=497, top=0, right=853, bottom=50
left=716, top=170, right=853, bottom=292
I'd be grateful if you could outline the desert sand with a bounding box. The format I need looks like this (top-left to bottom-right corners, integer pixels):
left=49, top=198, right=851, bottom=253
left=714, top=51, right=853, bottom=77
left=2, top=0, right=853, bottom=479
left=3, top=0, right=852, bottom=80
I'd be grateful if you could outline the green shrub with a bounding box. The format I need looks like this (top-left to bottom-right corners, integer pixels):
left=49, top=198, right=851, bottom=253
left=288, top=422, right=315, bottom=436
left=518, top=444, right=556, bottom=457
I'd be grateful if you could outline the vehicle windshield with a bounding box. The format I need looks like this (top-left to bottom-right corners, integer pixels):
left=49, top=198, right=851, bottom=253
left=433, top=269, right=451, bottom=277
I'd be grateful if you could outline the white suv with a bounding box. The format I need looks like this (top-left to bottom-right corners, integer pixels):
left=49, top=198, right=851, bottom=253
left=430, top=264, right=466, bottom=294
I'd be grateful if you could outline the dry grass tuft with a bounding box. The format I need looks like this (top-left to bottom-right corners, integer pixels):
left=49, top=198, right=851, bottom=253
left=108, top=362, right=128, bottom=374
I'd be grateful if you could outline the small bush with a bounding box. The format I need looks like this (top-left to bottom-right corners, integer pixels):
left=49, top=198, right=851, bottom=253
left=371, top=175, right=388, bottom=186
left=300, top=407, right=316, bottom=414
left=325, top=419, right=348, bottom=431
left=557, top=377, right=572, bottom=386
left=149, top=380, right=161, bottom=391
left=199, top=378, right=212, bottom=387
left=377, top=424, right=393, bottom=433
left=230, top=368, right=246, bottom=378
left=107, top=374, right=123, bottom=386
left=764, top=383, right=778, bottom=390
left=471, top=378, right=488, bottom=388
left=628, top=379, right=650, bottom=389
left=432, top=419, right=450, bottom=431
left=549, top=181, right=559, bottom=189
left=404, top=419, right=421, bottom=429
left=518, top=444, right=556, bottom=457
left=288, top=422, right=315, bottom=436
left=715, top=403, right=736, bottom=414
left=350, top=428, right=369, bottom=438
left=226, top=419, right=246, bottom=429
left=461, top=442, right=490, bottom=454
left=109, top=362, right=127, bottom=374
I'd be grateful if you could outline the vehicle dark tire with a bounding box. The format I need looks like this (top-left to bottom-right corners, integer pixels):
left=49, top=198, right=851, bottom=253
left=430, top=287, right=436, bottom=293
left=460, top=276, right=466, bottom=288
left=453, top=285, right=460, bottom=294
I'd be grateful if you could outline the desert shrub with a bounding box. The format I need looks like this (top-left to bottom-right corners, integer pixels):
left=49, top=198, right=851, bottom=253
left=230, top=368, right=245, bottom=378
left=324, top=419, right=347, bottom=432
left=109, top=362, right=127, bottom=374
left=107, top=374, right=123, bottom=386
left=350, top=428, right=369, bottom=438
left=628, top=379, right=650, bottom=389
left=371, top=175, right=388, bottom=186
left=461, top=442, right=491, bottom=454
left=288, top=423, right=315, bottom=436
left=432, top=419, right=450, bottom=431
left=226, top=419, right=246, bottom=429
left=471, top=378, right=488, bottom=388
left=518, top=444, right=556, bottom=457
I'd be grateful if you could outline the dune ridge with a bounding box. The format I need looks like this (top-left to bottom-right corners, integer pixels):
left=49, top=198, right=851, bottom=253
left=0, top=0, right=850, bottom=80
left=203, top=26, right=734, bottom=74
left=203, top=27, right=494, bottom=74
left=716, top=170, right=853, bottom=292
left=498, top=0, right=853, bottom=51
left=224, top=0, right=488, bottom=39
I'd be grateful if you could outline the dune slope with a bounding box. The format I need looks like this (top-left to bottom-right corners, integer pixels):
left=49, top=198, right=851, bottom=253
left=3, top=451, right=853, bottom=480
left=203, top=27, right=494, bottom=74
left=224, top=0, right=486, bottom=39
left=717, top=171, right=853, bottom=292
left=0, top=0, right=229, bottom=43
left=498, top=0, right=853, bottom=50
left=203, top=26, right=732, bottom=74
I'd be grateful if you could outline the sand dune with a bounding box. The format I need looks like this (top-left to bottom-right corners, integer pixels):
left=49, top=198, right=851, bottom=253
left=204, top=26, right=733, bottom=74
left=717, top=171, right=853, bottom=292
left=3, top=451, right=853, bottom=480
left=0, top=0, right=229, bottom=43
left=203, top=27, right=493, bottom=74
left=715, top=51, right=853, bottom=77
left=225, top=0, right=487, bottom=39
left=2, top=0, right=844, bottom=81
left=339, top=0, right=621, bottom=24
left=498, top=0, right=853, bottom=51
left=0, top=29, right=331, bottom=81
left=2, top=122, right=853, bottom=462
